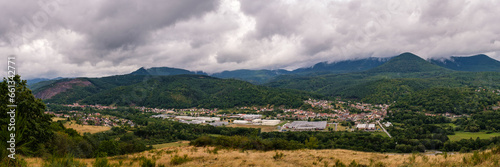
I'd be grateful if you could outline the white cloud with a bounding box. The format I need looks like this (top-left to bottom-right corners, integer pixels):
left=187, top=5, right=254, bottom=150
left=0, top=0, right=499, bottom=79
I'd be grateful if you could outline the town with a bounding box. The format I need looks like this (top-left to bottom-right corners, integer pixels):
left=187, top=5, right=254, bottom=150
left=46, top=99, right=463, bottom=134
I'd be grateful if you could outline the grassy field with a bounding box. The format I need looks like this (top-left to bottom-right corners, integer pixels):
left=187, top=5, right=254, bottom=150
left=24, top=144, right=500, bottom=167
left=227, top=124, right=278, bottom=132
left=51, top=117, right=67, bottom=122
left=152, top=141, right=190, bottom=149
left=63, top=121, right=111, bottom=135
left=448, top=132, right=500, bottom=141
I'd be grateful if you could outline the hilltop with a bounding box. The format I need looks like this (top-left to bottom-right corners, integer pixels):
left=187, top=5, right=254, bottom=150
left=367, top=52, right=448, bottom=73
left=430, top=54, right=500, bottom=72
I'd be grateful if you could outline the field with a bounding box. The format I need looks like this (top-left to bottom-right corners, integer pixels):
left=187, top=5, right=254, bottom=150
left=227, top=124, right=278, bottom=132
left=63, top=121, right=111, bottom=135
left=448, top=132, right=500, bottom=141
left=152, top=141, right=190, bottom=149
left=24, top=144, right=500, bottom=167
left=51, top=117, right=67, bottom=122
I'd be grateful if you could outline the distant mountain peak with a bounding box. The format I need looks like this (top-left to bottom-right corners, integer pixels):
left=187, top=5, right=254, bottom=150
left=368, top=52, right=446, bottom=73
left=292, top=56, right=391, bottom=74
left=130, top=67, right=150, bottom=75
left=129, top=66, right=208, bottom=76
left=430, top=54, right=500, bottom=72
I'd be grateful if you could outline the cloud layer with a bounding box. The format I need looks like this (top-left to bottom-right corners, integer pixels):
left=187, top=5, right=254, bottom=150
left=1, top=0, right=499, bottom=79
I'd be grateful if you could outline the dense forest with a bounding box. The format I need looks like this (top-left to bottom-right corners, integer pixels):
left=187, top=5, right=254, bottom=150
left=80, top=75, right=318, bottom=108
left=38, top=75, right=321, bottom=109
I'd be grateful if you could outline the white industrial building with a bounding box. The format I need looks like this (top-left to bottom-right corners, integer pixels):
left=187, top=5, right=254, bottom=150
left=233, top=120, right=249, bottom=124
left=261, top=120, right=280, bottom=126
left=356, top=123, right=376, bottom=130
left=285, top=121, right=327, bottom=131
left=242, top=114, right=262, bottom=120
left=175, top=116, right=220, bottom=122
left=209, top=122, right=229, bottom=127
left=252, top=119, right=262, bottom=123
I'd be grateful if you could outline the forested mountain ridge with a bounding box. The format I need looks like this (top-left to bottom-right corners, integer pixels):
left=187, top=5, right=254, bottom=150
left=367, top=52, right=448, bottom=73
left=293, top=57, right=391, bottom=74
left=80, top=75, right=316, bottom=108
left=266, top=53, right=500, bottom=113
left=130, top=67, right=208, bottom=76
left=430, top=54, right=500, bottom=72
left=34, top=74, right=320, bottom=108
left=30, top=52, right=500, bottom=112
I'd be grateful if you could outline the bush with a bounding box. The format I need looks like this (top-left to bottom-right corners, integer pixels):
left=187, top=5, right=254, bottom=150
left=139, top=157, right=156, bottom=167
left=170, top=154, right=192, bottom=165
left=43, top=154, right=86, bottom=167
left=273, top=152, right=284, bottom=160
left=93, top=157, right=111, bottom=167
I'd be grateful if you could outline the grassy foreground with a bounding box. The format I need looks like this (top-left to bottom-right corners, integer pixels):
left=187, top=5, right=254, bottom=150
left=24, top=143, right=500, bottom=167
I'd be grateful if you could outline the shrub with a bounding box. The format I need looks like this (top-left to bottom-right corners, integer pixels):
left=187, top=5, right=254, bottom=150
left=273, top=152, right=284, bottom=160
left=170, top=154, right=192, bottom=165
left=93, top=157, right=111, bottom=167
left=43, top=154, right=86, bottom=167
left=139, top=157, right=156, bottom=167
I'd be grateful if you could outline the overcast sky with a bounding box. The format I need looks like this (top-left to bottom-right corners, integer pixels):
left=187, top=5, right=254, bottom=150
left=1, top=0, right=499, bottom=79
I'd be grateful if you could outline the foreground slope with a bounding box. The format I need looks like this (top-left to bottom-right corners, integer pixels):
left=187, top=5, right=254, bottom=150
left=25, top=145, right=500, bottom=167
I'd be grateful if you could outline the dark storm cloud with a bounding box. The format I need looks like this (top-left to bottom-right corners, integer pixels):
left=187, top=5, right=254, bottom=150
left=0, top=0, right=499, bottom=79
left=57, top=0, right=218, bottom=65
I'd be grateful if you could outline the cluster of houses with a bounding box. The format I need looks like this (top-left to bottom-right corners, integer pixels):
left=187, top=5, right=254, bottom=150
left=136, top=106, right=175, bottom=113
left=64, top=103, right=117, bottom=110
left=45, top=111, right=135, bottom=127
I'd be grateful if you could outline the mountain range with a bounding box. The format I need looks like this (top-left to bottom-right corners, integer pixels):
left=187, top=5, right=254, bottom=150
left=28, top=53, right=499, bottom=85
left=28, top=52, right=500, bottom=109
left=429, top=54, right=500, bottom=72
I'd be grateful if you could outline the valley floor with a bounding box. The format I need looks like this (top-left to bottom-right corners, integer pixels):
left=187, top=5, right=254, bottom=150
left=24, top=144, right=500, bottom=167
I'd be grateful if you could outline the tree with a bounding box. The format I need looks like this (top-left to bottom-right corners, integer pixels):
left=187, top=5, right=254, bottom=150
left=1, top=75, right=53, bottom=156
left=305, top=136, right=319, bottom=149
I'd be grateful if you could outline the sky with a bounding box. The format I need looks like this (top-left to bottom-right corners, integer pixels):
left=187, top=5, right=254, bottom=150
left=0, top=0, right=499, bottom=79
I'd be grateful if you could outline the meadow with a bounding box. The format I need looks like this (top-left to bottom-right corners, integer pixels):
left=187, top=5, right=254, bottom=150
left=448, top=132, right=500, bottom=141
left=63, top=121, right=111, bottom=135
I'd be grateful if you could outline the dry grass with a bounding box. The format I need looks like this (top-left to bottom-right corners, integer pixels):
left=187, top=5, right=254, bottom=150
left=153, top=141, right=190, bottom=149
left=63, top=121, right=111, bottom=135
left=25, top=144, right=500, bottom=167
left=227, top=124, right=278, bottom=132
left=51, top=117, right=67, bottom=122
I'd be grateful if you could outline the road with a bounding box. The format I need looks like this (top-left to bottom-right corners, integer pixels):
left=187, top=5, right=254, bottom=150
left=377, top=121, right=392, bottom=138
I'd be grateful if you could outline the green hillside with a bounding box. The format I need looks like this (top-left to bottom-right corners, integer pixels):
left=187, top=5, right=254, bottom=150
left=430, top=54, right=500, bottom=72
left=266, top=53, right=500, bottom=113
left=368, top=52, right=448, bottom=73
left=130, top=67, right=208, bottom=76
left=81, top=75, right=316, bottom=108
left=293, top=57, right=390, bottom=74
left=211, top=69, right=291, bottom=84
left=38, top=74, right=319, bottom=108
